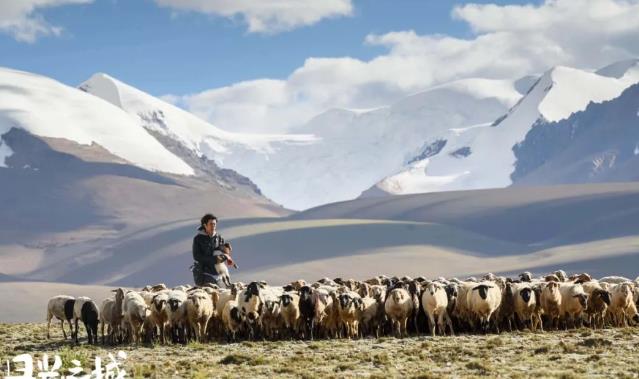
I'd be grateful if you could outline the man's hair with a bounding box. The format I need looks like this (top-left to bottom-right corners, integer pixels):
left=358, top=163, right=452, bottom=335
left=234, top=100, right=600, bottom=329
left=200, top=213, right=217, bottom=227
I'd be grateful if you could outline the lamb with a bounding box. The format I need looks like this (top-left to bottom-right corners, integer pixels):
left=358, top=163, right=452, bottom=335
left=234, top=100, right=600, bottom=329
left=73, top=296, right=100, bottom=344
left=100, top=288, right=126, bottom=345
left=585, top=288, right=611, bottom=329
left=541, top=282, right=562, bottom=330
left=122, top=291, right=149, bottom=344
left=467, top=282, right=502, bottom=333
left=421, top=282, right=453, bottom=336
left=186, top=289, right=214, bottom=342
left=46, top=295, right=75, bottom=340
left=558, top=283, right=588, bottom=329
left=214, top=242, right=238, bottom=288
left=384, top=288, right=413, bottom=338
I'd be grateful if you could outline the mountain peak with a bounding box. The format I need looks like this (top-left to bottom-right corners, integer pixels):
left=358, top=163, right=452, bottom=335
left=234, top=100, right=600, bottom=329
left=596, top=58, right=639, bottom=79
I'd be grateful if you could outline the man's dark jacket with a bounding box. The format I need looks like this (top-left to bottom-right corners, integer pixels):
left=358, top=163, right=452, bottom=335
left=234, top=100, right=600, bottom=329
left=192, top=231, right=226, bottom=285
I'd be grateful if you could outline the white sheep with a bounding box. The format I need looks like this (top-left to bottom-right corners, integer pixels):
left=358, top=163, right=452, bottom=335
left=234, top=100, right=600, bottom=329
left=123, top=291, right=150, bottom=343
left=384, top=288, right=413, bottom=338
left=46, top=295, right=75, bottom=340
left=512, top=282, right=537, bottom=331
left=558, top=283, right=588, bottom=329
left=186, top=289, right=214, bottom=342
left=541, top=282, right=562, bottom=329
left=421, top=282, right=453, bottom=336
left=466, top=281, right=502, bottom=333
left=165, top=289, right=188, bottom=343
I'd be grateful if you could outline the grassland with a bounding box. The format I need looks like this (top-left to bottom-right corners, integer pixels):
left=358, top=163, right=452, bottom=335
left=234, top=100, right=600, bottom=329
left=2, top=323, right=639, bottom=378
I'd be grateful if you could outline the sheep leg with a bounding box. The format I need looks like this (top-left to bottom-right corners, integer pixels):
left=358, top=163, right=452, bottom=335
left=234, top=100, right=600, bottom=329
left=427, top=313, right=436, bottom=337
left=446, top=313, right=454, bottom=336
left=60, top=320, right=67, bottom=340
left=74, top=318, right=79, bottom=344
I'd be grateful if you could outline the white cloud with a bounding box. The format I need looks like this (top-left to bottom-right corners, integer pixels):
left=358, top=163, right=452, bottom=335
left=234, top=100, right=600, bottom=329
left=0, top=0, right=92, bottom=43
left=154, top=0, right=353, bottom=34
left=172, top=0, right=639, bottom=134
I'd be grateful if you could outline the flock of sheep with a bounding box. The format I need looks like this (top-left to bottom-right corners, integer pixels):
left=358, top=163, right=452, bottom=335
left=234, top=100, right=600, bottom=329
left=46, top=270, right=639, bottom=345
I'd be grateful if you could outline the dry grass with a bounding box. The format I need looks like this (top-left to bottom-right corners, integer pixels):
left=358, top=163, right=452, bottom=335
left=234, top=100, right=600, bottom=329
left=2, top=323, right=639, bottom=378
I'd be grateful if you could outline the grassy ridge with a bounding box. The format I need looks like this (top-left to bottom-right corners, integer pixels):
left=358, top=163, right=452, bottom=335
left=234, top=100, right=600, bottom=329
left=2, top=323, right=639, bottom=378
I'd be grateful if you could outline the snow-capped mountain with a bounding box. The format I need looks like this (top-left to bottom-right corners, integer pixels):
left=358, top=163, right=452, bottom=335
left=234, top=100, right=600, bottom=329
left=0, top=68, right=193, bottom=174
left=363, top=61, right=639, bottom=198
left=82, top=74, right=522, bottom=210
left=0, top=67, right=289, bottom=244
left=512, top=82, right=639, bottom=185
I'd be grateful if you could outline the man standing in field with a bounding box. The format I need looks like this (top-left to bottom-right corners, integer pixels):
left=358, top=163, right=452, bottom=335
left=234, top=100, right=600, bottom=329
left=191, top=213, right=228, bottom=286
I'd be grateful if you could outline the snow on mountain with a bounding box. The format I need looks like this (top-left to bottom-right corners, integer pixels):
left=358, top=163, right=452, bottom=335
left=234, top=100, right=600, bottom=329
left=512, top=82, right=639, bottom=186
left=82, top=74, right=520, bottom=210
left=80, top=73, right=317, bottom=167
left=261, top=77, right=521, bottom=209
left=365, top=62, right=639, bottom=197
left=0, top=67, right=193, bottom=175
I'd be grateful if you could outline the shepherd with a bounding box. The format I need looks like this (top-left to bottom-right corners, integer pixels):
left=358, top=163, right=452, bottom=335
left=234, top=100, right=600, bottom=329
left=191, top=213, right=230, bottom=287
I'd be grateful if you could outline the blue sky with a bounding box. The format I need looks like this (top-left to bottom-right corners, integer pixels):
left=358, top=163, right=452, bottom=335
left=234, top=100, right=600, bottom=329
left=0, top=0, right=533, bottom=96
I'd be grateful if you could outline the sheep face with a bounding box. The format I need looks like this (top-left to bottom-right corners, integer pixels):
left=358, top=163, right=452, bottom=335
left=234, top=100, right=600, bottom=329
left=281, top=294, right=294, bottom=307
left=152, top=295, right=167, bottom=313
left=168, top=298, right=183, bottom=312
left=599, top=290, right=612, bottom=306
left=391, top=289, right=405, bottom=304
left=338, top=294, right=353, bottom=310
left=473, top=284, right=493, bottom=300
left=520, top=288, right=533, bottom=303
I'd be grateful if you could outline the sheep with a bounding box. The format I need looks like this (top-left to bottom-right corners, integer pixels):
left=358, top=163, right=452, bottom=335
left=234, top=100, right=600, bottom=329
left=73, top=296, right=100, bottom=344
left=541, top=282, right=562, bottom=330
left=298, top=285, right=316, bottom=340
left=467, top=282, right=502, bottom=333
left=421, top=282, right=453, bottom=336
left=165, top=290, right=188, bottom=344
left=512, top=283, right=537, bottom=331
left=100, top=288, right=126, bottom=345
left=214, top=242, right=238, bottom=288
left=558, top=283, right=588, bottom=329
left=358, top=294, right=383, bottom=338
left=185, top=289, right=214, bottom=342
left=280, top=292, right=301, bottom=339
left=46, top=295, right=75, bottom=340
left=122, top=291, right=149, bottom=344
left=148, top=290, right=170, bottom=344
left=585, top=288, right=611, bottom=329
left=221, top=298, right=244, bottom=342
left=384, top=288, right=413, bottom=338
left=336, top=291, right=363, bottom=339
left=608, top=282, right=636, bottom=327
left=498, top=282, right=516, bottom=332
left=313, top=287, right=335, bottom=338
left=238, top=281, right=267, bottom=340
left=261, top=298, right=283, bottom=340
